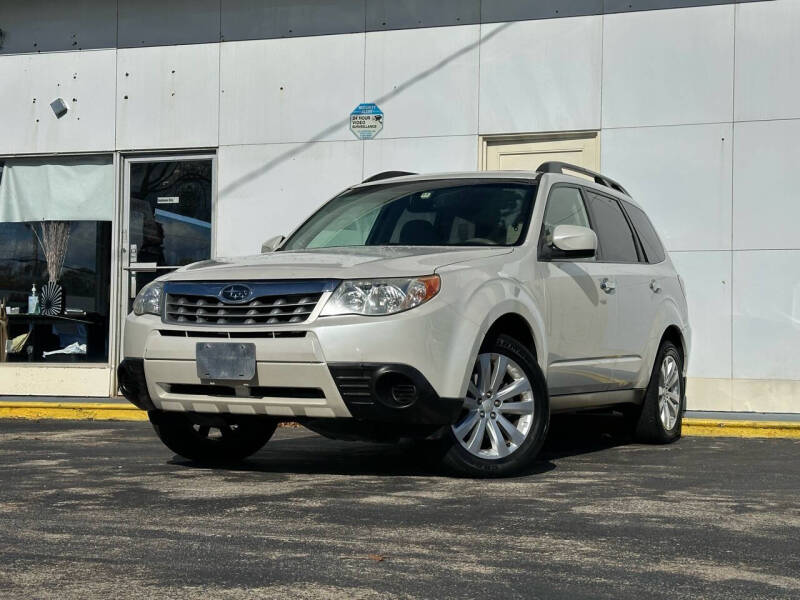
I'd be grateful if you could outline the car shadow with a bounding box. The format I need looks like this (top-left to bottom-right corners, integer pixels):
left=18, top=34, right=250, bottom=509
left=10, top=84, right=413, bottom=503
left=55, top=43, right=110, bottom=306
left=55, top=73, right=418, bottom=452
left=541, top=411, right=636, bottom=461
left=168, top=411, right=636, bottom=478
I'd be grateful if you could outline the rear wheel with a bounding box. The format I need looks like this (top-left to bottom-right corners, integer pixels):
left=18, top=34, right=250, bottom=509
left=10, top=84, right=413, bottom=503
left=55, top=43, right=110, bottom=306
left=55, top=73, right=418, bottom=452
left=149, top=411, right=277, bottom=462
left=441, top=334, right=549, bottom=477
left=632, top=341, right=684, bottom=443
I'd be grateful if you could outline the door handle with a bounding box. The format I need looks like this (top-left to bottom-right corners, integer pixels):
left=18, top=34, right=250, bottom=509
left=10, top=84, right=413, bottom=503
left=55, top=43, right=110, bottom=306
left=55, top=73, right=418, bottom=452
left=600, top=278, right=616, bottom=293
left=123, top=263, right=158, bottom=273
left=649, top=279, right=661, bottom=293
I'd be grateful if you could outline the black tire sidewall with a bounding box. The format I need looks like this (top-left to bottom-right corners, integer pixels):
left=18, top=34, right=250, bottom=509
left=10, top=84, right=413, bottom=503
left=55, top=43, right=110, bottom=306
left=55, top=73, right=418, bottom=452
left=636, top=341, right=684, bottom=443
left=442, top=334, right=550, bottom=477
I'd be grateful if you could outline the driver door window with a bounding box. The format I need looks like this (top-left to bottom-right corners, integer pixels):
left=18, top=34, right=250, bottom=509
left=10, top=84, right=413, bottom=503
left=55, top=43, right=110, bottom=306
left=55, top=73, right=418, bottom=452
left=539, top=186, right=593, bottom=260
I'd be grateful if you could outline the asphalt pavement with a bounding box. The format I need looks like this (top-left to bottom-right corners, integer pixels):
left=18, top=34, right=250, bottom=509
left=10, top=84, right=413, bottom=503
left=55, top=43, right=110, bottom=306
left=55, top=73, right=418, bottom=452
left=1, top=415, right=798, bottom=599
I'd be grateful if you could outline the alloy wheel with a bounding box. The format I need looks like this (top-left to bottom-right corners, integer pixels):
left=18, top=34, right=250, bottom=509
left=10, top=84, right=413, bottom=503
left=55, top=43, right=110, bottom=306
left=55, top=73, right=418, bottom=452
left=658, top=354, right=681, bottom=431
left=451, top=352, right=535, bottom=459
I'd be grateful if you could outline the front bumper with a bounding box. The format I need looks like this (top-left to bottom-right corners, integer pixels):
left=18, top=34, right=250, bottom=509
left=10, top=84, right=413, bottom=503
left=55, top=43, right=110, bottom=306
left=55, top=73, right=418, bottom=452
left=118, top=357, right=462, bottom=425
left=121, top=290, right=480, bottom=424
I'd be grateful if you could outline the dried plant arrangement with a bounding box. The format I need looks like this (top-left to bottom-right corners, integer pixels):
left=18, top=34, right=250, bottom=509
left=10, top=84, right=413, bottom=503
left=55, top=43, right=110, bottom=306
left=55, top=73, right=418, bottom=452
left=32, top=221, right=71, bottom=283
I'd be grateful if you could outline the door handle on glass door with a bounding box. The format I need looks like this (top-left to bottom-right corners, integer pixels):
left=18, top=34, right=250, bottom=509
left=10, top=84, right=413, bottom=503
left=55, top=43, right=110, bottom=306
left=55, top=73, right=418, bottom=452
left=600, top=278, right=616, bottom=293
left=649, top=279, right=661, bottom=293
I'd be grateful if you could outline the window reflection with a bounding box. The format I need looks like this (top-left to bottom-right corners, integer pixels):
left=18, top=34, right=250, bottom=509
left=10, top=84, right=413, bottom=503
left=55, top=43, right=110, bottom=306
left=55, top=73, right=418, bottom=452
left=0, top=220, right=111, bottom=363
left=129, top=161, right=212, bottom=266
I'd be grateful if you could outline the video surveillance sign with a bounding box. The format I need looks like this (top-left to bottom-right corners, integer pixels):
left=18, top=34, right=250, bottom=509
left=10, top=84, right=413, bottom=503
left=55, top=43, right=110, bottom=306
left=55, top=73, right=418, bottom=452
left=350, top=103, right=384, bottom=140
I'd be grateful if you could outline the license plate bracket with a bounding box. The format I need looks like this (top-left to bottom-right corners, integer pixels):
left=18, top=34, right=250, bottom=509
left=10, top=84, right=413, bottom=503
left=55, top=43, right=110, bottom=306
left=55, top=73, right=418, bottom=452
left=196, top=342, right=256, bottom=381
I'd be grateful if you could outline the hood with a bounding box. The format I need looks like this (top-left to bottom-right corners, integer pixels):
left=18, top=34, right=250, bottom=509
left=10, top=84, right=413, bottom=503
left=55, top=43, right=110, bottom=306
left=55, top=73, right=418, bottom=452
left=166, top=246, right=513, bottom=281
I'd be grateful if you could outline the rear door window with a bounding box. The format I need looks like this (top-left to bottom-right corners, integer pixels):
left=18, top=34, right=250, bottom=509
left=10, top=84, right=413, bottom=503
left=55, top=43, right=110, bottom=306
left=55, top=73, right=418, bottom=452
left=584, top=190, right=639, bottom=263
left=623, top=202, right=666, bottom=263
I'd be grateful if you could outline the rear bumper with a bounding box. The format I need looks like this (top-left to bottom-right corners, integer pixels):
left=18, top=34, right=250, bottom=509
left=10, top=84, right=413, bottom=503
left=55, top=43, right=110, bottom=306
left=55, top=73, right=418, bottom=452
left=117, top=357, right=462, bottom=425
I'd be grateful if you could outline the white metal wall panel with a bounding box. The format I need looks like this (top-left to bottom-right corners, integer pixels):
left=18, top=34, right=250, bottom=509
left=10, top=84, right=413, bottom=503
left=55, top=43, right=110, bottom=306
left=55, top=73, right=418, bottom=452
left=364, top=25, right=480, bottom=138
left=363, top=135, right=479, bottom=176
left=669, top=251, right=732, bottom=379
left=0, top=50, right=116, bottom=155
left=734, top=0, right=800, bottom=122
left=479, top=17, right=602, bottom=134
left=115, top=44, right=220, bottom=150
left=216, top=141, right=363, bottom=256
left=732, top=120, right=800, bottom=251
left=219, top=35, right=365, bottom=145
left=732, top=250, right=800, bottom=381
left=601, top=123, right=732, bottom=252
left=602, top=5, right=734, bottom=128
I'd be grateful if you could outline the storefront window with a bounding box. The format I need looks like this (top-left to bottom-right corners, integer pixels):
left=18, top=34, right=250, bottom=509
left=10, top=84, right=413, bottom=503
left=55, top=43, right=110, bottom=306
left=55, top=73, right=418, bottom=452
left=0, top=157, right=113, bottom=364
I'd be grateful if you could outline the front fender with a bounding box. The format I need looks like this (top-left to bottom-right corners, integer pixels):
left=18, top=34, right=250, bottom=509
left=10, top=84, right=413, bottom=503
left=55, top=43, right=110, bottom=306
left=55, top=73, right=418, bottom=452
left=440, top=266, right=548, bottom=398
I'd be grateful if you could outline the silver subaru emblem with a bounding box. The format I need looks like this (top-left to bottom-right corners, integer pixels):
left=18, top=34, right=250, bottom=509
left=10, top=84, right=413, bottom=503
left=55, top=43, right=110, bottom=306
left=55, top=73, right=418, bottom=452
left=219, top=284, right=252, bottom=303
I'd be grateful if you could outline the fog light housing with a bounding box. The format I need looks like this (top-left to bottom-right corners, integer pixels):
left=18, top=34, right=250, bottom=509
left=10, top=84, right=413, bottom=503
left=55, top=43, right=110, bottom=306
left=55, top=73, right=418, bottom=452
left=375, top=372, right=418, bottom=408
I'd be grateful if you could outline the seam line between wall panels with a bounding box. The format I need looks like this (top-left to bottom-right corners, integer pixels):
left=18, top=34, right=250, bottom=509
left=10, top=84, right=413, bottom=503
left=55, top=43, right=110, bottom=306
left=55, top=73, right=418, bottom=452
left=730, top=3, right=737, bottom=388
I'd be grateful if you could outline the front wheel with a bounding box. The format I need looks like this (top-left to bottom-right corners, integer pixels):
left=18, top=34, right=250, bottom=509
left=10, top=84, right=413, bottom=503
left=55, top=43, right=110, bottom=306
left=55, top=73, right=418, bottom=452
left=441, top=334, right=549, bottom=477
left=149, top=411, right=278, bottom=462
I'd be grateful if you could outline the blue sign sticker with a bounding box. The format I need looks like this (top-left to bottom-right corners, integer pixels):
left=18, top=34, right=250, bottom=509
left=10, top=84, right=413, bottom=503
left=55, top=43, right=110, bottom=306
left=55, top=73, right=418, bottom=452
left=350, top=103, right=384, bottom=140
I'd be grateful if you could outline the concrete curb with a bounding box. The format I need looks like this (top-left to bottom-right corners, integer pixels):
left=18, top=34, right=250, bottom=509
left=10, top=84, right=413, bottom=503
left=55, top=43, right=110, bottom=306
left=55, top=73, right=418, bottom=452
left=682, top=418, right=800, bottom=439
left=0, top=402, right=146, bottom=421
left=1, top=402, right=800, bottom=438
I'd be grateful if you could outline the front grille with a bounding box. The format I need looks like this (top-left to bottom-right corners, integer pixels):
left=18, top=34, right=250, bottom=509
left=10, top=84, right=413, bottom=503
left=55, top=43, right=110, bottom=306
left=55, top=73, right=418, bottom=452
left=158, top=330, right=307, bottom=339
left=162, top=280, right=337, bottom=326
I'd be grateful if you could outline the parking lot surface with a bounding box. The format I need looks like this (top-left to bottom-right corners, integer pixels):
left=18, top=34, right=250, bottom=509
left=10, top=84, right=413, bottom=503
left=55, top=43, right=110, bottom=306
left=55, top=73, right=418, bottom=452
left=1, top=416, right=798, bottom=599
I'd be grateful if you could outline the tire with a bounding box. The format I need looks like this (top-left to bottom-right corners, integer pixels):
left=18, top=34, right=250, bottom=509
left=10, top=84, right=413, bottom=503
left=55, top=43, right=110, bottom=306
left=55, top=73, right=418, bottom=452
left=149, top=411, right=278, bottom=462
left=441, top=334, right=549, bottom=477
left=632, top=341, right=685, bottom=443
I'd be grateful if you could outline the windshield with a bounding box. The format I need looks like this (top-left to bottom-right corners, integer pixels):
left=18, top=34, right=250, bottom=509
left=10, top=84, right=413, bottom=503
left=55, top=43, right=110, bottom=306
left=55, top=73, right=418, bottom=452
left=282, top=180, right=537, bottom=251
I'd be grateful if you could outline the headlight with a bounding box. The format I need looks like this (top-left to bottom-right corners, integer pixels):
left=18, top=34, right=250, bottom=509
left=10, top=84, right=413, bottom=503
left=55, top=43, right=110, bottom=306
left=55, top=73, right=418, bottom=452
left=132, top=281, right=165, bottom=316
left=320, top=275, right=440, bottom=317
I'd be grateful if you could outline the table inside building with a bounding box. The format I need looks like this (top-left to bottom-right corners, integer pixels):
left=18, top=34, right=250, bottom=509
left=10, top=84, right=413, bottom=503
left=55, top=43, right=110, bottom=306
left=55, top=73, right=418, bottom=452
left=3, top=313, right=105, bottom=363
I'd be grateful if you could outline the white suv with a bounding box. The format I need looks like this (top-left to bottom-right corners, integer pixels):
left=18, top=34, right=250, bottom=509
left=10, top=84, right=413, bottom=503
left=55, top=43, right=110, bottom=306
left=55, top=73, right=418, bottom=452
left=119, top=163, right=690, bottom=477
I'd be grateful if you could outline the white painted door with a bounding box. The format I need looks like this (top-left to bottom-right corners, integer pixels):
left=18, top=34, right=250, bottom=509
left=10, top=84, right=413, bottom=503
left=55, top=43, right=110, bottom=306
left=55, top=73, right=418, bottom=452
left=483, top=132, right=599, bottom=172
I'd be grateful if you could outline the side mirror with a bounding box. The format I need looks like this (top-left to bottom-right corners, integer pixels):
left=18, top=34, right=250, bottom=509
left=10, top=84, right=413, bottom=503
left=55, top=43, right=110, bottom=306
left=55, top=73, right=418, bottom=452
left=551, top=225, right=597, bottom=258
left=261, top=235, right=285, bottom=253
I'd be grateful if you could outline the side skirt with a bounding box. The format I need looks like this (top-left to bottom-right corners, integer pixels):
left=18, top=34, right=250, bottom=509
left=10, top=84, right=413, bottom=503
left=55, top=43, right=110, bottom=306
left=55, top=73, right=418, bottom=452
left=550, top=389, right=645, bottom=413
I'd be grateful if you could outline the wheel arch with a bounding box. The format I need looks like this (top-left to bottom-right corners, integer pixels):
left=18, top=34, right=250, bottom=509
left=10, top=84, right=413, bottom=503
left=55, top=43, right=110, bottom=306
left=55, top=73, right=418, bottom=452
left=659, top=324, right=688, bottom=377
left=660, top=325, right=685, bottom=359
left=484, top=313, right=538, bottom=360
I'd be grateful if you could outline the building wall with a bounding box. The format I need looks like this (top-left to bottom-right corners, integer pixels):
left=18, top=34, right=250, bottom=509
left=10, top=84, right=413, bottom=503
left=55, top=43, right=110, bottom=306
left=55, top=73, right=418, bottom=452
left=0, top=0, right=798, bottom=412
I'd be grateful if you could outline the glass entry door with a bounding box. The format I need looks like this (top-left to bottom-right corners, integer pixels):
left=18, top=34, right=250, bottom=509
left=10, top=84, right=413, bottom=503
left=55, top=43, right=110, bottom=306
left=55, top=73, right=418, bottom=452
left=120, top=155, right=214, bottom=315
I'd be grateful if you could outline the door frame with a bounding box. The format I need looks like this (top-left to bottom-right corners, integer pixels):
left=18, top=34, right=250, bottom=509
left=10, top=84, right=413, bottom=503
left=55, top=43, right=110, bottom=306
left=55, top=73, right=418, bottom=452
left=478, top=130, right=601, bottom=171
left=110, top=151, right=217, bottom=394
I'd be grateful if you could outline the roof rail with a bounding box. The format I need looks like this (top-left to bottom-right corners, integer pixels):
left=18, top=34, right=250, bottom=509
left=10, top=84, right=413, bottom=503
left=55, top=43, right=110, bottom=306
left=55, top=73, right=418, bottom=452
left=537, top=161, right=629, bottom=196
left=362, top=170, right=417, bottom=183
